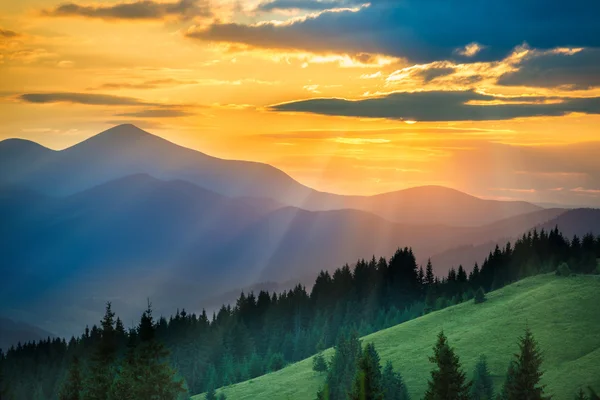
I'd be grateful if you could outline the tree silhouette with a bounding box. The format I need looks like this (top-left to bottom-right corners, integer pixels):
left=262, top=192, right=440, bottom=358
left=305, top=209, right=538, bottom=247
left=424, top=331, right=470, bottom=400
left=503, top=328, right=549, bottom=400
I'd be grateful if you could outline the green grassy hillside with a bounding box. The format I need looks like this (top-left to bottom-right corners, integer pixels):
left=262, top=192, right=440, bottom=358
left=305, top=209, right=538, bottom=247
left=193, top=274, right=600, bottom=400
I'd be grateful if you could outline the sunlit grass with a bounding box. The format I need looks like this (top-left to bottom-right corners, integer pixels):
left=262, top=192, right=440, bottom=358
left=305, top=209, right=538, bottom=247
left=193, top=274, right=600, bottom=399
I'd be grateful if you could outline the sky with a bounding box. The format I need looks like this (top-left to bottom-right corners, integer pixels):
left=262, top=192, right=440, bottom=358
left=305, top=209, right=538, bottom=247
left=1, top=0, right=600, bottom=205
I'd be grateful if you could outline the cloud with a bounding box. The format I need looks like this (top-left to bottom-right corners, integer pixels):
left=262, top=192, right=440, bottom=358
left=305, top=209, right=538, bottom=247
left=43, top=0, right=211, bottom=20
left=115, top=108, right=193, bottom=118
left=269, top=90, right=600, bottom=122
left=416, top=67, right=456, bottom=83
left=0, top=28, right=20, bottom=38
left=331, top=137, right=390, bottom=144
left=186, top=0, right=600, bottom=62
left=497, top=48, right=600, bottom=90
left=455, top=43, right=485, bottom=58
left=256, top=0, right=358, bottom=12
left=19, top=92, right=152, bottom=106
left=89, top=79, right=198, bottom=90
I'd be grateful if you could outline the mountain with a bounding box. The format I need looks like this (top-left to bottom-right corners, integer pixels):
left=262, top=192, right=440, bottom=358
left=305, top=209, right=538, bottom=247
left=0, top=124, right=541, bottom=227
left=337, top=185, right=543, bottom=226
left=191, top=274, right=600, bottom=400
left=429, top=208, right=600, bottom=273
left=0, top=175, right=462, bottom=336
left=0, top=318, right=55, bottom=351
left=0, top=174, right=579, bottom=338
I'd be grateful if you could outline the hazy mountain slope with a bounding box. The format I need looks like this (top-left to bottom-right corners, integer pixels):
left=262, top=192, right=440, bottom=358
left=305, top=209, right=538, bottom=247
left=0, top=124, right=541, bottom=226
left=192, top=274, right=600, bottom=400
left=429, top=208, right=600, bottom=273
left=538, top=208, right=600, bottom=236
left=0, top=175, right=469, bottom=336
left=0, top=175, right=581, bottom=338
left=0, top=318, right=55, bottom=351
left=340, top=185, right=542, bottom=226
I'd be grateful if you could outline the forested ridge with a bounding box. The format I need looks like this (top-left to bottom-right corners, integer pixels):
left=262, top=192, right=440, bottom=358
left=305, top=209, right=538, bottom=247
left=1, top=227, right=599, bottom=399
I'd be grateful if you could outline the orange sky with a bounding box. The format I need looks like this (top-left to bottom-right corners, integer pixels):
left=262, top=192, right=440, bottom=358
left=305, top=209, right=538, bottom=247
left=1, top=0, right=600, bottom=205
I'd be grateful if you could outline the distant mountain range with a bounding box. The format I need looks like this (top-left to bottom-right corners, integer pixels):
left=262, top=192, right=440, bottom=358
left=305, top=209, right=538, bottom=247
left=0, top=318, right=54, bottom=351
left=0, top=124, right=541, bottom=227
left=1, top=124, right=598, bottom=345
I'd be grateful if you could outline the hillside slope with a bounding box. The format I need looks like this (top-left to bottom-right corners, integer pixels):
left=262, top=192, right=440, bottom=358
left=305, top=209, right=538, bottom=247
left=429, top=208, right=600, bottom=273
left=193, top=274, right=600, bottom=400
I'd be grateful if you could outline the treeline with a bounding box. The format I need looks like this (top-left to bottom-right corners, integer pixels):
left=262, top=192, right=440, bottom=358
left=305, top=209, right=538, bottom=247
left=1, top=228, right=599, bottom=399
left=312, top=327, right=600, bottom=400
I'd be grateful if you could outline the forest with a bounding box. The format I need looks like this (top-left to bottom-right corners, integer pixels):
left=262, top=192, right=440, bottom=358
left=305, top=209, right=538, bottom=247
left=1, top=227, right=599, bottom=399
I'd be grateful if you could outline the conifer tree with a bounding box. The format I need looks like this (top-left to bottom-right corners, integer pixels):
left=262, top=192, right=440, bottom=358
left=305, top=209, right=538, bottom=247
left=575, top=389, right=588, bottom=400
left=350, top=343, right=383, bottom=400
left=130, top=303, right=186, bottom=400
left=60, top=356, right=83, bottom=400
left=313, top=352, right=328, bottom=373
left=324, top=331, right=362, bottom=400
left=205, top=387, right=217, bottom=400
left=497, top=362, right=516, bottom=400
left=108, top=334, right=137, bottom=400
left=381, top=361, right=410, bottom=400
left=471, top=355, right=494, bottom=400
left=474, top=287, right=487, bottom=304
left=503, top=328, right=549, bottom=400
left=83, top=302, right=118, bottom=400
left=425, top=259, right=435, bottom=286
left=424, top=331, right=470, bottom=400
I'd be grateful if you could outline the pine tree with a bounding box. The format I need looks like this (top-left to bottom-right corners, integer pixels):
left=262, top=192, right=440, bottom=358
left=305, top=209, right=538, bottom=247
left=424, top=331, right=470, bottom=400
left=503, top=328, right=549, bottom=400
left=205, top=387, right=217, bottom=400
left=425, top=259, right=435, bottom=286
left=350, top=343, right=383, bottom=400
left=474, top=287, right=487, bottom=304
left=324, top=331, right=362, bottom=400
left=313, top=352, right=328, bottom=373
left=60, top=356, right=83, bottom=400
left=268, top=352, right=286, bottom=372
left=381, top=361, right=410, bottom=400
left=108, top=334, right=137, bottom=400
left=498, top=362, right=516, bottom=400
left=575, top=389, right=588, bottom=400
left=471, top=355, right=494, bottom=400
left=130, top=303, right=186, bottom=400
left=83, top=302, right=118, bottom=400
left=418, top=267, right=425, bottom=286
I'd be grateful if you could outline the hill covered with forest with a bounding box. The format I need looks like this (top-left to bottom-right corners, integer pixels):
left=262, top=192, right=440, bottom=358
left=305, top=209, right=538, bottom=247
left=193, top=274, right=600, bottom=400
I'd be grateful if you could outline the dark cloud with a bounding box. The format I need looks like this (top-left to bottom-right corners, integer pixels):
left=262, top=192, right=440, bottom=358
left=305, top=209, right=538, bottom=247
left=19, top=93, right=152, bottom=106
left=257, top=0, right=356, bottom=12
left=187, top=0, right=600, bottom=62
left=269, top=90, right=600, bottom=121
left=417, top=67, right=456, bottom=83
left=43, top=0, right=210, bottom=20
left=0, top=28, right=20, bottom=38
left=116, top=108, right=193, bottom=118
left=497, top=48, right=600, bottom=90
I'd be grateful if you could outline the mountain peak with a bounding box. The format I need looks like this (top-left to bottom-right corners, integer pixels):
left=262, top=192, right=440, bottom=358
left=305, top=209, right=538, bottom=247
left=69, top=124, right=163, bottom=152
left=99, top=123, right=152, bottom=139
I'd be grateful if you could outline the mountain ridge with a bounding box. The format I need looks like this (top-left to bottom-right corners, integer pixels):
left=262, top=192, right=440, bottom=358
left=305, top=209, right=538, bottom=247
left=0, top=124, right=542, bottom=227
